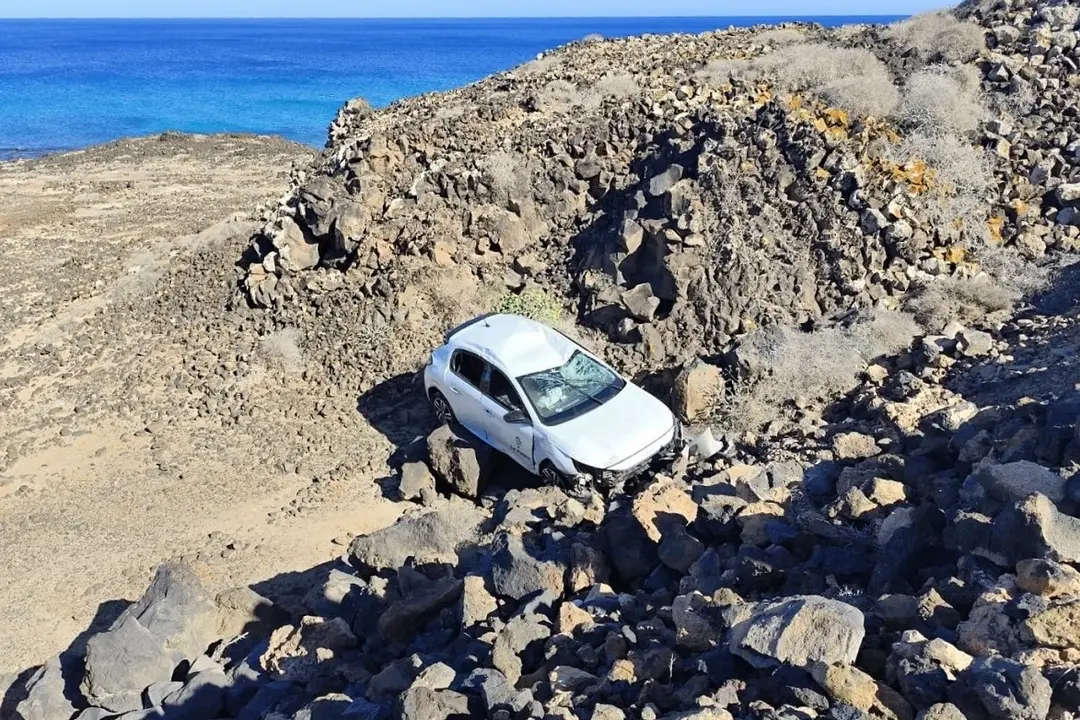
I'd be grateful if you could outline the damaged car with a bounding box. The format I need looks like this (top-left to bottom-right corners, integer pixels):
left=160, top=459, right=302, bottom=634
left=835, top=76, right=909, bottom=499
left=423, top=313, right=682, bottom=493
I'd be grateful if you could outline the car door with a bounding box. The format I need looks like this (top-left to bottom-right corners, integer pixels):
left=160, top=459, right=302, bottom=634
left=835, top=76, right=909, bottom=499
left=479, top=365, right=536, bottom=472
left=444, top=349, right=489, bottom=441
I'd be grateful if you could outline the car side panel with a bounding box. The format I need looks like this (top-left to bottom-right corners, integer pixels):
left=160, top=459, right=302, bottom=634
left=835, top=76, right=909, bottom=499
left=475, top=392, right=536, bottom=471
left=424, top=345, right=452, bottom=398
left=533, top=434, right=578, bottom=477
left=443, top=371, right=488, bottom=442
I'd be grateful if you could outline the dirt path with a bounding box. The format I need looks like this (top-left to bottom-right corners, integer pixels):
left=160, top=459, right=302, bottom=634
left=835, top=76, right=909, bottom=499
left=0, top=134, right=403, bottom=672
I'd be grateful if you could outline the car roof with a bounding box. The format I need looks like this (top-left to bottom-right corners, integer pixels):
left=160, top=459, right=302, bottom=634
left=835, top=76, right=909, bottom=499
left=446, top=314, right=579, bottom=377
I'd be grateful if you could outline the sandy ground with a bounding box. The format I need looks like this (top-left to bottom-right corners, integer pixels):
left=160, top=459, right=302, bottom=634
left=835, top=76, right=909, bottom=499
left=0, top=134, right=403, bottom=672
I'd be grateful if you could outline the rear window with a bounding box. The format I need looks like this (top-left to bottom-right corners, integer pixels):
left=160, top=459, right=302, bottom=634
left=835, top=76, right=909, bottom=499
left=451, top=351, right=486, bottom=388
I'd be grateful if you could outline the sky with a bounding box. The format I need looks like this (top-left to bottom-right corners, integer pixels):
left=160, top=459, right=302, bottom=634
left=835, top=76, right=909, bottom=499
left=0, top=0, right=949, bottom=19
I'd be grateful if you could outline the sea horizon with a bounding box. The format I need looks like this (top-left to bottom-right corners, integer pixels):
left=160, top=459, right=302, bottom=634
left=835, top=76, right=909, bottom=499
left=0, top=15, right=906, bottom=160
left=1, top=15, right=904, bottom=20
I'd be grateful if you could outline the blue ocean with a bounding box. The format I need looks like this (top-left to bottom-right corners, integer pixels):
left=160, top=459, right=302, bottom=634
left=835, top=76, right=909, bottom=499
left=0, top=17, right=903, bottom=159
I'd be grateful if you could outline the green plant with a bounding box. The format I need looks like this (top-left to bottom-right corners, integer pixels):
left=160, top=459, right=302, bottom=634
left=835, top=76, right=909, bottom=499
left=495, top=288, right=564, bottom=325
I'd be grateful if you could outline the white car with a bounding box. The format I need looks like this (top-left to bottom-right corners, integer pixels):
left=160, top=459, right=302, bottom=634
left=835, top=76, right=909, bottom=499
left=422, top=313, right=681, bottom=493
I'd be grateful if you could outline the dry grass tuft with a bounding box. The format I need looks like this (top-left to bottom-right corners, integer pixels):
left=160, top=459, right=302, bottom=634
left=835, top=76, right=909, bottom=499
left=519, top=54, right=558, bottom=76
left=540, top=79, right=599, bottom=111
left=695, top=58, right=751, bottom=84
left=538, top=73, right=637, bottom=112
left=887, top=11, right=987, bottom=61
left=706, top=43, right=901, bottom=118
left=975, top=243, right=1059, bottom=298
left=258, top=328, right=305, bottom=373
left=482, top=151, right=529, bottom=199
left=725, top=310, right=920, bottom=432
left=754, top=27, right=808, bottom=46
left=895, top=65, right=986, bottom=135
left=817, top=73, right=901, bottom=120
left=903, top=274, right=1017, bottom=331
left=891, top=132, right=994, bottom=242
left=592, top=72, right=641, bottom=99
left=994, top=78, right=1037, bottom=118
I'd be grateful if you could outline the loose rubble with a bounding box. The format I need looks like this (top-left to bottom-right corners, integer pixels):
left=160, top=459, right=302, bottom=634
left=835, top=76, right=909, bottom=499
left=8, top=294, right=1078, bottom=719
left=5, top=0, right=1080, bottom=719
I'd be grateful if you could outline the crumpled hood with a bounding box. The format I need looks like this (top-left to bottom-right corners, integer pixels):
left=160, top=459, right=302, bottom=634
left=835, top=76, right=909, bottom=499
left=544, top=383, right=675, bottom=470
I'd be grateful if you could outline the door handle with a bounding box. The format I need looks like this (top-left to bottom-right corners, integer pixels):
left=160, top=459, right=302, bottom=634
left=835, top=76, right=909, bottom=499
left=450, top=387, right=461, bottom=395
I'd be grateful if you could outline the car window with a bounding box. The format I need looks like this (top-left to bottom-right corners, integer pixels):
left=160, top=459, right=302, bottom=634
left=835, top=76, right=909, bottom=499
left=451, top=350, right=486, bottom=389
left=487, top=368, right=526, bottom=413
left=518, top=351, right=626, bottom=425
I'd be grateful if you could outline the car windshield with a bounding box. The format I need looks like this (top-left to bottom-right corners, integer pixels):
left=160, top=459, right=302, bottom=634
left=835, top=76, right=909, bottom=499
left=517, top=351, right=625, bottom=425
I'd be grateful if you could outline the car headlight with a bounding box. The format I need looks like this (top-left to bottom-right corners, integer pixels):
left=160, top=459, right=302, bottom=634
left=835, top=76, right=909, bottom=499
left=573, top=460, right=620, bottom=482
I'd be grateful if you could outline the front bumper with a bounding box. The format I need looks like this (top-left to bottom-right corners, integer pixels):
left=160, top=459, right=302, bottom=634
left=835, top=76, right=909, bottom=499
left=575, top=423, right=687, bottom=492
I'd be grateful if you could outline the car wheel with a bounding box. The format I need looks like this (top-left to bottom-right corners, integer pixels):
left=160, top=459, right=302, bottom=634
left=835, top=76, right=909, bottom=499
left=539, top=462, right=563, bottom=486
left=540, top=462, right=589, bottom=498
left=430, top=390, right=456, bottom=426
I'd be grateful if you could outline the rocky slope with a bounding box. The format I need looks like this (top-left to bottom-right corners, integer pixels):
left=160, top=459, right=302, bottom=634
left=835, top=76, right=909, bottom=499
left=4, top=0, right=1080, bottom=719
left=236, top=0, right=1078, bottom=402
left=7, top=289, right=1077, bottom=720
left=0, top=134, right=406, bottom=674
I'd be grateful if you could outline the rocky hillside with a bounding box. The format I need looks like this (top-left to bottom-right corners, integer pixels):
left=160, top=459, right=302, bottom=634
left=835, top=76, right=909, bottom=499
left=236, top=0, right=1078, bottom=414
left=7, top=288, right=1078, bottom=720
left=4, top=1, right=1080, bottom=719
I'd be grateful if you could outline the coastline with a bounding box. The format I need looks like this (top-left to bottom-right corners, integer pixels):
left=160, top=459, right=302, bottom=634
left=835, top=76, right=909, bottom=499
left=0, top=131, right=320, bottom=164
left=6, top=4, right=1080, bottom=716
left=0, top=15, right=906, bottom=158
left=0, top=131, right=321, bottom=670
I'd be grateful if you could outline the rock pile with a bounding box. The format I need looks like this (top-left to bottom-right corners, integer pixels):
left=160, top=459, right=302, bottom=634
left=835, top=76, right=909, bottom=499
left=956, top=0, right=1080, bottom=255
left=9, top=296, right=1078, bottom=719
left=7, top=0, right=1080, bottom=718
left=234, top=0, right=1077, bottom=399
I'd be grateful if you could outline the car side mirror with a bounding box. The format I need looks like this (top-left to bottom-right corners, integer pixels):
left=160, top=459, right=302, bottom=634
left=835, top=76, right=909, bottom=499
left=503, top=409, right=529, bottom=425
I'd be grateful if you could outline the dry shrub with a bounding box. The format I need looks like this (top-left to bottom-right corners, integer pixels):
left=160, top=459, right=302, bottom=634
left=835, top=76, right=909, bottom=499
left=994, top=78, right=1037, bottom=118
left=482, top=151, right=528, bottom=198
left=726, top=310, right=920, bottom=432
left=540, top=79, right=601, bottom=111
left=974, top=243, right=1057, bottom=297
left=895, top=65, right=986, bottom=135
left=592, top=72, right=640, bottom=99
left=520, top=54, right=558, bottom=76
left=754, top=27, right=807, bottom=45
left=848, top=310, right=925, bottom=361
left=434, top=103, right=466, bottom=121
left=892, top=132, right=993, bottom=242
left=835, top=24, right=872, bottom=42
left=903, top=274, right=1017, bottom=331
left=541, top=73, right=637, bottom=111
left=423, top=269, right=489, bottom=336
left=258, top=328, right=305, bottom=373
left=695, top=58, right=752, bottom=84
left=582, top=33, right=605, bottom=44
left=750, top=44, right=900, bottom=118
left=887, top=11, right=987, bottom=61
left=817, top=74, right=902, bottom=120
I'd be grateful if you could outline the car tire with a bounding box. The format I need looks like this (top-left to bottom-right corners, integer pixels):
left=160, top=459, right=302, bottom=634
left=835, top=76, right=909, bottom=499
left=430, top=390, right=456, bottom=426
left=539, top=461, right=589, bottom=498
